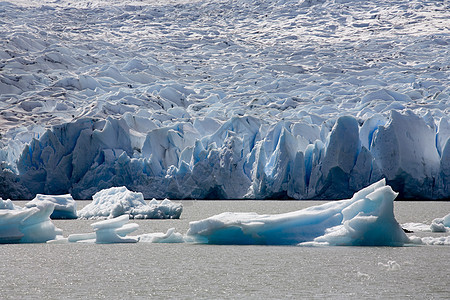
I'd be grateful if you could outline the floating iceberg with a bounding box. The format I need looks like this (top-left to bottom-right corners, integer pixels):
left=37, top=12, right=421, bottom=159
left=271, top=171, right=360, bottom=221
left=77, top=186, right=182, bottom=219
left=430, top=213, right=450, bottom=232
left=186, top=179, right=409, bottom=246
left=0, top=201, right=62, bottom=243
left=63, top=215, right=140, bottom=244
left=25, top=194, right=77, bottom=219
left=91, top=215, right=139, bottom=244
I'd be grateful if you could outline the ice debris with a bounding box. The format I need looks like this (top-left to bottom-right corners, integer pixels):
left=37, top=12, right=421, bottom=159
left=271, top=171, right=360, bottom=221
left=2, top=180, right=448, bottom=246
left=77, top=186, right=182, bottom=219
left=62, top=215, right=140, bottom=244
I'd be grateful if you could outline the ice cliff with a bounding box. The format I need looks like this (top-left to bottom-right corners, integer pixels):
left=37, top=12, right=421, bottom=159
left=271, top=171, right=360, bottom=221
left=2, top=110, right=449, bottom=200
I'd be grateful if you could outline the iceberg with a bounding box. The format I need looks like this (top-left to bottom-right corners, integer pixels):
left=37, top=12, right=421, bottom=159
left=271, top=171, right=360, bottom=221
left=186, top=179, right=409, bottom=246
left=77, top=186, right=182, bottom=219
left=91, top=215, right=139, bottom=244
left=63, top=180, right=414, bottom=246
left=64, top=215, right=140, bottom=244
left=0, top=200, right=62, bottom=243
left=430, top=213, right=450, bottom=233
left=25, top=194, right=77, bottom=219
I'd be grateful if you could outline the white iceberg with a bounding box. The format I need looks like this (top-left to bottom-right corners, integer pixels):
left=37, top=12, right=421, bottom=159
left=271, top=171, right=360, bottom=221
left=91, top=215, right=139, bottom=244
left=0, top=198, right=20, bottom=210
left=25, top=194, right=77, bottom=219
left=430, top=213, right=450, bottom=232
left=0, top=201, right=62, bottom=243
left=65, top=214, right=140, bottom=244
left=77, top=186, right=182, bottom=219
left=186, top=179, right=409, bottom=246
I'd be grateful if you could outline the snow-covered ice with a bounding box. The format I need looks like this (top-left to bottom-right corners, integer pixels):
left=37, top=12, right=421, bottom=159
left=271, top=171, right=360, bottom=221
left=77, top=186, right=182, bottom=219
left=25, top=194, right=77, bottom=219
left=0, top=0, right=449, bottom=201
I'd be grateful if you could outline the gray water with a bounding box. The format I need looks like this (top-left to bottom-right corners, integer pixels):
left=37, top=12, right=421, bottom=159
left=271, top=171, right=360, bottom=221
left=1, top=201, right=449, bottom=299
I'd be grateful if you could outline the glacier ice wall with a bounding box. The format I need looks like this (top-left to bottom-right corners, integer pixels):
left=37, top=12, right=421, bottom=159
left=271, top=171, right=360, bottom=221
left=2, top=110, right=449, bottom=200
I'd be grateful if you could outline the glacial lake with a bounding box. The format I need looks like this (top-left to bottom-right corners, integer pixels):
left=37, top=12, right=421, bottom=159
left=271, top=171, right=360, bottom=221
left=1, top=200, right=449, bottom=299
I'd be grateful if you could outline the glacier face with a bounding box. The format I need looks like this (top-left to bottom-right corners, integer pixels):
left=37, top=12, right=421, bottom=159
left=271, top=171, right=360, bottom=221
left=4, top=111, right=450, bottom=200
left=0, top=0, right=449, bottom=200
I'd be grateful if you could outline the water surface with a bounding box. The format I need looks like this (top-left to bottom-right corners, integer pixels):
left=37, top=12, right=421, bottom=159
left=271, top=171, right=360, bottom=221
left=1, top=201, right=449, bottom=299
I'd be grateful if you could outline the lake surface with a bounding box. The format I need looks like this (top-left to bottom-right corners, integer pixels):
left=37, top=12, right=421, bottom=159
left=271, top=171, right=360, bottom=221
left=1, top=201, right=449, bottom=299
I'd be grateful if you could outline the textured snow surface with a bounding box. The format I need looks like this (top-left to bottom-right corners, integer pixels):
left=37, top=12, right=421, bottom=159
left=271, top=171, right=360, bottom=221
left=1, top=0, right=449, bottom=200
left=77, top=186, right=183, bottom=219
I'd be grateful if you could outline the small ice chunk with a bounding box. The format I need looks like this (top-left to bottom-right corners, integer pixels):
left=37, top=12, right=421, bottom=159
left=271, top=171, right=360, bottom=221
left=430, top=213, right=450, bottom=232
left=139, top=228, right=185, bottom=243
left=91, top=215, right=139, bottom=244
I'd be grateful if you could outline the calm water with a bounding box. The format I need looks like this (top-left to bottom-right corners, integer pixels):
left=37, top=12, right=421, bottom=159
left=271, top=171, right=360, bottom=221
left=1, top=201, right=449, bottom=299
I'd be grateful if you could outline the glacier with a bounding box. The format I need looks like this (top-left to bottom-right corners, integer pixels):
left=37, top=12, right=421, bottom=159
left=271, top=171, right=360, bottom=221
left=0, top=0, right=449, bottom=200
left=4, top=111, right=449, bottom=201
